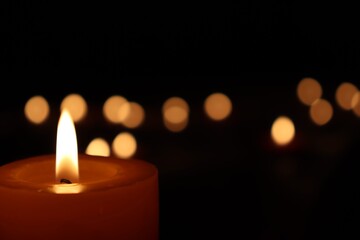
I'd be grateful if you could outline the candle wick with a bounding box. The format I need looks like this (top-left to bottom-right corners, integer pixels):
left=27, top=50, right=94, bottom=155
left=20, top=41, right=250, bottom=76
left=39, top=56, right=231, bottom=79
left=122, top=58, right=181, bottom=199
left=60, top=178, right=72, bottom=184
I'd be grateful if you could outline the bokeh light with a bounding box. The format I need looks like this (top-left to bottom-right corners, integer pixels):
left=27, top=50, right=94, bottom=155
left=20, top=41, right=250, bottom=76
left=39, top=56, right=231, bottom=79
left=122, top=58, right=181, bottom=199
left=117, top=101, right=131, bottom=123
left=204, top=92, right=232, bottom=121
left=85, top=138, right=110, bottom=157
left=296, top=77, right=322, bottom=106
left=112, top=132, right=137, bottom=159
left=162, top=97, right=189, bottom=132
left=351, top=92, right=360, bottom=117
left=335, top=82, right=358, bottom=110
left=122, top=102, right=145, bottom=128
left=309, top=99, right=333, bottom=126
left=271, top=116, right=295, bottom=146
left=60, top=93, right=87, bottom=122
left=164, top=106, right=187, bottom=124
left=24, top=95, right=50, bottom=124
left=103, top=95, right=128, bottom=123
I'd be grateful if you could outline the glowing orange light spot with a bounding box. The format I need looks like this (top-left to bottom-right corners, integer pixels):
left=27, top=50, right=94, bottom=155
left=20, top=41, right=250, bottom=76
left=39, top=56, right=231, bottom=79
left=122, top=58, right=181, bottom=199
left=86, top=138, right=110, bottom=157
left=309, top=99, right=333, bottom=126
left=122, top=102, right=145, bottom=128
left=351, top=92, right=360, bottom=117
left=296, top=77, right=323, bottom=106
left=335, top=82, right=358, bottom=110
left=24, top=95, right=50, bottom=124
left=103, top=95, right=128, bottom=123
left=204, top=92, right=232, bottom=121
left=112, top=132, right=137, bottom=159
left=271, top=116, right=295, bottom=146
left=162, top=97, right=189, bottom=132
left=60, top=93, right=87, bottom=122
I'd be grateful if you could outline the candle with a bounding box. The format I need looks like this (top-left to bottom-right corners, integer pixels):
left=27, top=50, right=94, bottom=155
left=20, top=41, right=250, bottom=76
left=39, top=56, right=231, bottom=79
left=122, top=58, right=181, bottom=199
left=0, top=110, right=159, bottom=240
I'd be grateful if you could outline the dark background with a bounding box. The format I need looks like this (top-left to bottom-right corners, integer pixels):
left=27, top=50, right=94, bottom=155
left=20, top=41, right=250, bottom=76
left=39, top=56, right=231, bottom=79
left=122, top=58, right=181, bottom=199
left=1, top=2, right=360, bottom=239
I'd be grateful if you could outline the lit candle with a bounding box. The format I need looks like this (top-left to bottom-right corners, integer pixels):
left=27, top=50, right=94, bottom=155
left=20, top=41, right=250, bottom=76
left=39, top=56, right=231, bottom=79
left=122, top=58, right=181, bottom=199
left=0, top=110, right=158, bottom=240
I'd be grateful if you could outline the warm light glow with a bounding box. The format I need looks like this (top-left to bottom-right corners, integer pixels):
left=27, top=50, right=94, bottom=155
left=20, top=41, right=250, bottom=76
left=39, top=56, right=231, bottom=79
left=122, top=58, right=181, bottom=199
left=164, top=106, right=188, bottom=124
left=122, top=102, right=145, bottom=128
left=112, top=132, right=137, bottom=159
left=204, top=92, right=232, bottom=121
left=24, top=95, right=50, bottom=124
left=335, top=82, right=358, bottom=110
left=351, top=92, right=360, bottom=117
left=103, top=95, right=128, bottom=123
left=296, top=77, right=322, bottom=106
left=164, top=117, right=189, bottom=132
left=117, top=101, right=131, bottom=123
left=56, top=109, right=79, bottom=183
left=60, top=93, right=87, bottom=122
left=162, top=97, right=189, bottom=132
left=85, top=138, right=110, bottom=157
left=271, top=116, right=295, bottom=146
left=310, top=99, right=333, bottom=126
left=52, top=183, right=84, bottom=194
left=351, top=92, right=360, bottom=109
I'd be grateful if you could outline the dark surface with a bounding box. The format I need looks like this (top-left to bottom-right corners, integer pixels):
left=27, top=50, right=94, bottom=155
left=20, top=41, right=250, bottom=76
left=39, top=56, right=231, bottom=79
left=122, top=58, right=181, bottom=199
left=1, top=2, right=360, bottom=239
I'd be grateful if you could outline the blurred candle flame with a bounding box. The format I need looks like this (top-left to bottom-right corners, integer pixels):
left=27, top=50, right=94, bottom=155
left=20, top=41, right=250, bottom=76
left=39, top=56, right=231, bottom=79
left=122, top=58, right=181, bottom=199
left=335, top=82, right=358, bottom=110
left=162, top=97, right=189, bottom=132
left=60, top=93, right=88, bottom=122
left=271, top=116, right=295, bottom=146
left=24, top=95, right=50, bottom=124
left=296, top=77, right=322, bottom=106
left=86, top=138, right=110, bottom=157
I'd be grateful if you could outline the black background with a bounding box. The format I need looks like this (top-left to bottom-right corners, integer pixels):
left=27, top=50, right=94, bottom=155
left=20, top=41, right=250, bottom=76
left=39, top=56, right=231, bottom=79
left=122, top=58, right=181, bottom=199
left=1, top=2, right=360, bottom=239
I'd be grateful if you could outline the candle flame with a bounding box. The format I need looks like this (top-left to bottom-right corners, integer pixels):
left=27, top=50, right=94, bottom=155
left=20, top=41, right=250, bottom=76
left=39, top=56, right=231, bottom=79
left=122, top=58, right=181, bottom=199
left=56, top=109, right=79, bottom=183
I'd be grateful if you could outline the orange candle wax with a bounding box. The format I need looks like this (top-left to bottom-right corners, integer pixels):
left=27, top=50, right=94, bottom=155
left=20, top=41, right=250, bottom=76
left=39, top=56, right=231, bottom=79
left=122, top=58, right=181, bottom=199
left=0, top=154, right=158, bottom=240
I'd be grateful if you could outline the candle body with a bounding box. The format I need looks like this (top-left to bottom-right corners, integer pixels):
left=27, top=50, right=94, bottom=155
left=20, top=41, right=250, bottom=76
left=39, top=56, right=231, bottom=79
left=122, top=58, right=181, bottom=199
left=0, top=154, right=158, bottom=240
